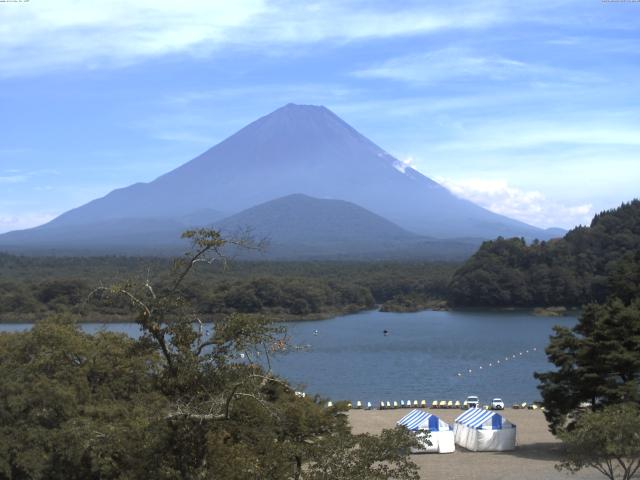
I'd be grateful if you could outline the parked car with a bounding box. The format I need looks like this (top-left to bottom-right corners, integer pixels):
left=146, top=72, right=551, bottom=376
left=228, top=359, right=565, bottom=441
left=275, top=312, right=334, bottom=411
left=491, top=398, right=505, bottom=410
left=465, top=395, right=479, bottom=409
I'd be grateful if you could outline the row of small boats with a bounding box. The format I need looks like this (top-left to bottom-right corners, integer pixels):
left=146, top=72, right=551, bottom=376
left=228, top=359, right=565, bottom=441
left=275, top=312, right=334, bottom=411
left=325, top=400, right=543, bottom=410
left=377, top=400, right=463, bottom=409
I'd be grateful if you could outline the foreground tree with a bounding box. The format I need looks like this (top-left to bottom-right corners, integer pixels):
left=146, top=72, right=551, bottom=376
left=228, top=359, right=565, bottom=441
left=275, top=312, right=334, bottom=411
left=535, top=297, right=640, bottom=433
left=0, top=229, right=419, bottom=479
left=0, top=318, right=165, bottom=480
left=556, top=403, right=640, bottom=480
left=303, top=428, right=421, bottom=480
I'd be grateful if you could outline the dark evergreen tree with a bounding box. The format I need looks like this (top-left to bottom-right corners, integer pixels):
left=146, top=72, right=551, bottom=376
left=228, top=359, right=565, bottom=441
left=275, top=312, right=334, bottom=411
left=535, top=296, right=640, bottom=433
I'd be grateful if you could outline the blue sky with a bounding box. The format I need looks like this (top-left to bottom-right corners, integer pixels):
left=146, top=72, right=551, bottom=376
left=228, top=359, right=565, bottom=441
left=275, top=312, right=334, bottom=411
left=1, top=0, right=638, bottom=233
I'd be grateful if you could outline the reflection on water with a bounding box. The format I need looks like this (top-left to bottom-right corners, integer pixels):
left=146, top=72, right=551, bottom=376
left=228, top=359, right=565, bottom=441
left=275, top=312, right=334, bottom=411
left=0, top=309, right=576, bottom=405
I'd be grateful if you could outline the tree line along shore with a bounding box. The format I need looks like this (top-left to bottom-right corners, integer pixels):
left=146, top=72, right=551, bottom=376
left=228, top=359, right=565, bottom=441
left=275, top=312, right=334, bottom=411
left=0, top=256, right=455, bottom=323
left=2, top=200, right=638, bottom=324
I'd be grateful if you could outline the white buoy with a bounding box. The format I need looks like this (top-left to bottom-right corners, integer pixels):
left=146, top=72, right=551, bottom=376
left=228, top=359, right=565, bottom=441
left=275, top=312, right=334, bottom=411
left=519, top=352, right=522, bottom=355
left=479, top=366, right=483, bottom=369
left=489, top=363, right=492, bottom=367
left=468, top=369, right=472, bottom=373
left=533, top=347, right=537, bottom=351
left=457, top=372, right=462, bottom=376
left=497, top=360, right=500, bottom=364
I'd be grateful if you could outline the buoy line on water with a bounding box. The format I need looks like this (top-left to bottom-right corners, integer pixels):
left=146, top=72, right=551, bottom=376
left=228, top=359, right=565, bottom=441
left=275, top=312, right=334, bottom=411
left=455, top=347, right=539, bottom=378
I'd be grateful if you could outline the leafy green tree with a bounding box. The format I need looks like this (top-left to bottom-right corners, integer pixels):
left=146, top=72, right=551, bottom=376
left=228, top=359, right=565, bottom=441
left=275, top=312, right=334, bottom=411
left=303, top=427, right=420, bottom=480
left=556, top=403, right=640, bottom=480
left=0, top=317, right=165, bottom=480
left=535, top=297, right=640, bottom=433
left=0, top=229, right=420, bottom=479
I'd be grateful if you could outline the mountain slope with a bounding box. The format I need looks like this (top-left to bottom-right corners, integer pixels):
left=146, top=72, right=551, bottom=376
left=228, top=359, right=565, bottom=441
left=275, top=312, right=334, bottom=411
left=0, top=103, right=561, bottom=255
left=215, top=194, right=479, bottom=260
left=0, top=211, right=224, bottom=255
left=216, top=193, right=416, bottom=246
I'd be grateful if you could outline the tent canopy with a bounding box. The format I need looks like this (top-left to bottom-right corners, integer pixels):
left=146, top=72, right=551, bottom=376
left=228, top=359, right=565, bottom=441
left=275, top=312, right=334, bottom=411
left=455, top=408, right=514, bottom=430
left=397, top=409, right=452, bottom=432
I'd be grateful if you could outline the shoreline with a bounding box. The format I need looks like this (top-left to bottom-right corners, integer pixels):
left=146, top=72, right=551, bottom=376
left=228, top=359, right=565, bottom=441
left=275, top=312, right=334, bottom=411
left=0, top=303, right=580, bottom=324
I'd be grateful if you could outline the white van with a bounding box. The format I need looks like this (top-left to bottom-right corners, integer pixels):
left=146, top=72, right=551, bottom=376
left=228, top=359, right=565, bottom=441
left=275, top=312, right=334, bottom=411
left=465, top=395, right=479, bottom=409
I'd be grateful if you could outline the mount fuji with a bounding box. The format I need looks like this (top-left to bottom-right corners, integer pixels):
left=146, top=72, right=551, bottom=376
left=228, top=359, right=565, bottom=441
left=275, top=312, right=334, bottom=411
left=0, top=103, right=561, bottom=257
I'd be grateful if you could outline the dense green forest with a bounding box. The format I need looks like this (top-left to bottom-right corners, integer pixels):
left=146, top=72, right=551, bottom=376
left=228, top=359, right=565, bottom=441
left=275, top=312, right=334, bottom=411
left=449, top=200, right=640, bottom=307
left=0, top=255, right=457, bottom=322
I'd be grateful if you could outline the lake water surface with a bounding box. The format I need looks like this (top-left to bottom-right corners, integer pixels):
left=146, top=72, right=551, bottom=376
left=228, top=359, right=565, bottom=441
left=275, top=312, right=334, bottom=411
left=0, top=309, right=576, bottom=406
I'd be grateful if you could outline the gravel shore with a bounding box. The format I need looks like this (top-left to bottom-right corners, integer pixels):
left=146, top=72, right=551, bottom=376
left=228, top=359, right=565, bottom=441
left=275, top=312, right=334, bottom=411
left=348, top=408, right=601, bottom=480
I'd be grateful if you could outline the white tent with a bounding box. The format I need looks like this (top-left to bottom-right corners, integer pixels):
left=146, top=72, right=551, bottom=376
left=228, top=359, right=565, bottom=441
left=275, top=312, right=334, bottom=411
left=397, top=409, right=455, bottom=453
left=454, top=408, right=516, bottom=451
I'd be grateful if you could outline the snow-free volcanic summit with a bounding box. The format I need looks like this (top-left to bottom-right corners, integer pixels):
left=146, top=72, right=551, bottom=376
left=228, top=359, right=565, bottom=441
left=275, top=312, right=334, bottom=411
left=0, top=103, right=562, bottom=257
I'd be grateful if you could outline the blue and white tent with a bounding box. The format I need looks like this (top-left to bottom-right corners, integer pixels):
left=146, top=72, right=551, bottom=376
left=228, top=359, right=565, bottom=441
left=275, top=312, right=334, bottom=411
left=397, top=409, right=455, bottom=453
left=454, top=408, right=516, bottom=451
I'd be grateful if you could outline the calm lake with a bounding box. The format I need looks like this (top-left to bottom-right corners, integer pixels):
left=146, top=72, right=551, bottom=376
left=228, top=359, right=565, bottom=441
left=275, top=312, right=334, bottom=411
left=0, top=309, right=576, bottom=406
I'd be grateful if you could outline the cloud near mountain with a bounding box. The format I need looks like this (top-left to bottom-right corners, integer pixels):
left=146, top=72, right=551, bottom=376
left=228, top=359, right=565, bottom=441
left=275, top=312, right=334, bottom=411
left=437, top=177, right=593, bottom=228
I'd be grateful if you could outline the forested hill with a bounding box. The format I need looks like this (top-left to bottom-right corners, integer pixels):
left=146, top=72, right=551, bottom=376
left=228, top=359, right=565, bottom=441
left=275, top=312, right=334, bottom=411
left=448, top=200, right=640, bottom=307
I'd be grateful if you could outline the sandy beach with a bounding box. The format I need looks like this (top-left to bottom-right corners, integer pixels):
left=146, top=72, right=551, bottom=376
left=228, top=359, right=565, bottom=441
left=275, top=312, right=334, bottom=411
left=348, top=408, right=602, bottom=480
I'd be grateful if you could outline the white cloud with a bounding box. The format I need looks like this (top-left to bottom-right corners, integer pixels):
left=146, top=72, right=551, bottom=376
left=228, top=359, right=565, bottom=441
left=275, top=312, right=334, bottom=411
left=0, top=169, right=60, bottom=184
left=436, top=177, right=593, bottom=229
left=0, top=174, right=28, bottom=184
left=0, top=212, right=57, bottom=234
left=0, top=0, right=267, bottom=75
left=258, top=2, right=499, bottom=43
left=353, top=47, right=602, bottom=85
left=0, top=1, right=503, bottom=76
left=354, top=48, right=532, bottom=84
left=433, top=122, right=640, bottom=151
